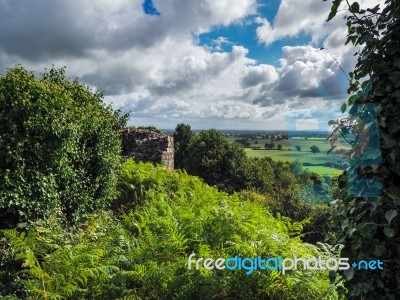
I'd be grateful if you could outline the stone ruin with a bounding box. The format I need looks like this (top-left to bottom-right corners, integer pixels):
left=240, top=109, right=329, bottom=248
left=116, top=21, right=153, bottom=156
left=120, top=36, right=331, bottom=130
left=120, top=127, right=174, bottom=170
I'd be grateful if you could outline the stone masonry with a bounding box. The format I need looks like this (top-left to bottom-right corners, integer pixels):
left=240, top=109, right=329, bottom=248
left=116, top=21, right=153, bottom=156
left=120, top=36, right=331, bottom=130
left=120, top=127, right=174, bottom=170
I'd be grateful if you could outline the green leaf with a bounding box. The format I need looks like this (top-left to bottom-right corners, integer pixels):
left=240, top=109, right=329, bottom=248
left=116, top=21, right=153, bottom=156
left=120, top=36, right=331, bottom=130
left=383, top=227, right=395, bottom=238
left=343, top=267, right=354, bottom=280
left=385, top=210, right=397, bottom=224
left=327, top=0, right=343, bottom=21
left=387, top=151, right=397, bottom=165
left=345, top=35, right=357, bottom=45
left=349, top=2, right=360, bottom=13
left=381, top=133, right=397, bottom=148
left=340, top=103, right=347, bottom=113
left=348, top=94, right=359, bottom=105
left=367, top=4, right=380, bottom=14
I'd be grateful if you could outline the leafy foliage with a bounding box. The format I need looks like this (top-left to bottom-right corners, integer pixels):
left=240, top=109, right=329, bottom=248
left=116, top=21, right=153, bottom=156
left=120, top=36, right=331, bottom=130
left=0, top=66, right=128, bottom=227
left=180, top=129, right=336, bottom=244
left=173, top=123, right=194, bottom=169
left=184, top=129, right=247, bottom=192
left=1, top=215, right=122, bottom=299
left=2, top=161, right=340, bottom=299
left=326, top=0, right=400, bottom=298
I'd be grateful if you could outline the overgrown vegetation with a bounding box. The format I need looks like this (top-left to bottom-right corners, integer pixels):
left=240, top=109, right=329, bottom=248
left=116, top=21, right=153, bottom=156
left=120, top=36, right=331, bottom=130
left=3, top=0, right=399, bottom=292
left=173, top=125, right=336, bottom=244
left=0, top=66, right=128, bottom=227
left=326, top=0, right=400, bottom=298
left=1, top=161, right=341, bottom=299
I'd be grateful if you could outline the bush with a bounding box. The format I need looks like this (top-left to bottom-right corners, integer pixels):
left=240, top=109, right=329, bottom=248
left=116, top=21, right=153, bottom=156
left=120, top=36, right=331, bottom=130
left=0, top=66, right=128, bottom=227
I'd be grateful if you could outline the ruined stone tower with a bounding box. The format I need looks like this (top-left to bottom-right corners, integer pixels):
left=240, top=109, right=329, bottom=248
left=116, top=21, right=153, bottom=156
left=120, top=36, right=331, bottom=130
left=120, top=127, right=174, bottom=170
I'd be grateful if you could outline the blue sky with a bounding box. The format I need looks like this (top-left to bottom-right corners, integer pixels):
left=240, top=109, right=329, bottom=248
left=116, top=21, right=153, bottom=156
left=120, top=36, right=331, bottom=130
left=197, top=0, right=313, bottom=66
left=0, top=0, right=376, bottom=130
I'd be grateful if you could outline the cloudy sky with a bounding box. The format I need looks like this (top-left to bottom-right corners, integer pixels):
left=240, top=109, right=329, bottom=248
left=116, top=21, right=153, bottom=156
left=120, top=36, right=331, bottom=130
left=0, top=0, right=378, bottom=130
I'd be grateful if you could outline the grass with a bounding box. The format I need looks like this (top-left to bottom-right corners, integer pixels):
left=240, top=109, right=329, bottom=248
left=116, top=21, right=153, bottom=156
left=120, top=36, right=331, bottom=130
left=302, top=166, right=344, bottom=177
left=244, top=148, right=345, bottom=177
left=239, top=136, right=351, bottom=177
left=245, top=149, right=342, bottom=163
left=228, top=136, right=350, bottom=152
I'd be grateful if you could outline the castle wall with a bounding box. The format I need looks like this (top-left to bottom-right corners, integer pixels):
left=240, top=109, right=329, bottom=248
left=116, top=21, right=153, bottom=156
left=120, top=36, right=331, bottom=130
left=120, top=128, right=174, bottom=170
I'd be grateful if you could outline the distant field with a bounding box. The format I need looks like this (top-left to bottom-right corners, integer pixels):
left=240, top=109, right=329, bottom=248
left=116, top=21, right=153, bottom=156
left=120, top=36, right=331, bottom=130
left=228, top=136, right=350, bottom=152
left=244, top=148, right=344, bottom=176
left=306, top=166, right=344, bottom=177
left=239, top=136, right=350, bottom=177
left=245, top=149, right=342, bottom=164
left=290, top=137, right=327, bottom=141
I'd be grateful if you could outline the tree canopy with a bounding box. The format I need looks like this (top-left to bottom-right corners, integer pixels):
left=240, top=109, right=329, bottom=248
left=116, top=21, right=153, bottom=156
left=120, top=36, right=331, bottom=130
left=173, top=123, right=194, bottom=169
left=184, top=129, right=247, bottom=192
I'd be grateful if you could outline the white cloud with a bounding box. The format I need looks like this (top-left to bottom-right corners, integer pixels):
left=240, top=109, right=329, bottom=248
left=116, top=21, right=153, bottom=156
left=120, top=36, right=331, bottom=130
left=256, top=0, right=331, bottom=46
left=0, top=0, right=369, bottom=129
left=255, top=0, right=382, bottom=79
left=241, top=64, right=279, bottom=88
left=256, top=0, right=381, bottom=47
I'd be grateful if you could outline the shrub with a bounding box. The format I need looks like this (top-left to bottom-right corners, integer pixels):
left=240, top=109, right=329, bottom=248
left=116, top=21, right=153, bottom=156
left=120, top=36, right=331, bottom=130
left=0, top=66, right=128, bottom=227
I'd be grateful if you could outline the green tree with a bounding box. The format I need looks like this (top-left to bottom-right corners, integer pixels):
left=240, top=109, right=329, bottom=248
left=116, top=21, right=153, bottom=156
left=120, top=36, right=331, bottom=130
left=243, top=157, right=275, bottom=194
left=291, top=160, right=304, bottom=176
left=264, top=142, right=275, bottom=150
left=184, top=129, right=247, bottom=192
left=277, top=144, right=283, bottom=150
left=310, top=145, right=320, bottom=154
left=0, top=66, right=128, bottom=227
left=295, top=145, right=301, bottom=151
left=327, top=0, right=400, bottom=297
left=173, top=123, right=194, bottom=169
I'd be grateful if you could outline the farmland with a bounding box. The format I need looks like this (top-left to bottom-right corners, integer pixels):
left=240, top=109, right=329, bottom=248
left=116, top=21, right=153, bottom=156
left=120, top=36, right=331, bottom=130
left=226, top=134, right=349, bottom=177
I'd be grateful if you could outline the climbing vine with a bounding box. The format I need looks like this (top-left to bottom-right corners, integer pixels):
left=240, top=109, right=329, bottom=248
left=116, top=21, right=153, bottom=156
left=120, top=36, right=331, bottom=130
left=326, top=0, right=400, bottom=298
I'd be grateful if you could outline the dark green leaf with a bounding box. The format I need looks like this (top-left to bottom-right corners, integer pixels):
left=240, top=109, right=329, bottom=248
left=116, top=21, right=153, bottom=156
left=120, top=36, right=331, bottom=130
left=349, top=2, right=360, bottom=13
left=340, top=103, right=347, bottom=113
left=343, top=268, right=354, bottom=280
left=327, top=0, right=343, bottom=21
left=383, top=227, right=395, bottom=238
left=385, top=210, right=397, bottom=224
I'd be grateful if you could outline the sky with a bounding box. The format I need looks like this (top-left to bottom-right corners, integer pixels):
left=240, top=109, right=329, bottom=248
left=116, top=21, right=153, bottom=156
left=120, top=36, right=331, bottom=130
left=0, top=0, right=380, bottom=130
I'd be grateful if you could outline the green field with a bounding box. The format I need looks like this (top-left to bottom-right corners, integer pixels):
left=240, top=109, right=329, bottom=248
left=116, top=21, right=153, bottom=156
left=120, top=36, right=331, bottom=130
left=228, top=136, right=350, bottom=151
left=244, top=148, right=344, bottom=176
left=234, top=136, right=349, bottom=177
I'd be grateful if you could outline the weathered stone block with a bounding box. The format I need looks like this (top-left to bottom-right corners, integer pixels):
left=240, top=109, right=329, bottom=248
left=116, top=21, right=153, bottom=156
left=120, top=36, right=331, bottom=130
left=120, top=127, right=174, bottom=169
